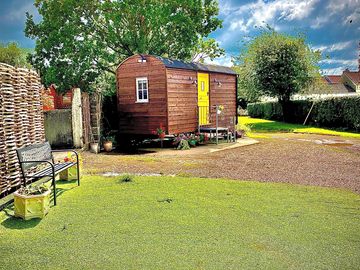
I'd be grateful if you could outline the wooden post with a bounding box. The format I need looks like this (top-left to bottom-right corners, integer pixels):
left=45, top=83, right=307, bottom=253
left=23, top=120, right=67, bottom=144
left=72, top=88, right=83, bottom=148
left=216, top=105, right=219, bottom=145
left=303, top=101, right=315, bottom=126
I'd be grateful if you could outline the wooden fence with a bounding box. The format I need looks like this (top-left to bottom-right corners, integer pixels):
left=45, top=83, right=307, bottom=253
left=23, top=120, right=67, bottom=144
left=0, top=63, right=45, bottom=197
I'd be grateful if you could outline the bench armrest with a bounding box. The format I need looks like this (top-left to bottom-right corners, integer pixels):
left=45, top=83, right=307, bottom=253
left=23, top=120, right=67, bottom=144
left=51, top=150, right=76, bottom=153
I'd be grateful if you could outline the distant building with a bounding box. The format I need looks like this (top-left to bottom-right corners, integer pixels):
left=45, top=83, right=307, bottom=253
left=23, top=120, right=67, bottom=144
left=260, top=69, right=360, bottom=102
left=294, top=69, right=359, bottom=100
left=342, top=69, right=360, bottom=92
left=319, top=71, right=357, bottom=95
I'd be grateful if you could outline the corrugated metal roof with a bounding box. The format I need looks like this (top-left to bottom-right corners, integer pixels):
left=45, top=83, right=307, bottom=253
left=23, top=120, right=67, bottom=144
left=155, top=56, right=237, bottom=75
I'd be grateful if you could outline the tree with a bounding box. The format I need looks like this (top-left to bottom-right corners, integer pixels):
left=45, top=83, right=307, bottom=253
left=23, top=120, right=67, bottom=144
left=192, top=38, right=225, bottom=63
left=234, top=29, right=321, bottom=119
left=0, top=42, right=31, bottom=68
left=25, top=0, right=223, bottom=93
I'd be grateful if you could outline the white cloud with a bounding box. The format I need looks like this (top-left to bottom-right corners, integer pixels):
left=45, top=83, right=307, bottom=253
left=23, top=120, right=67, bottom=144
left=3, top=2, right=38, bottom=22
left=311, top=15, right=330, bottom=29
left=227, top=0, right=319, bottom=33
left=313, top=0, right=360, bottom=28
left=229, top=19, right=249, bottom=32
left=205, top=55, right=233, bottom=67
left=219, top=0, right=236, bottom=16
left=343, top=8, right=360, bottom=25
left=312, top=45, right=328, bottom=51
left=320, top=58, right=358, bottom=67
left=312, top=41, right=354, bottom=53
left=321, top=67, right=346, bottom=75
left=326, top=0, right=359, bottom=14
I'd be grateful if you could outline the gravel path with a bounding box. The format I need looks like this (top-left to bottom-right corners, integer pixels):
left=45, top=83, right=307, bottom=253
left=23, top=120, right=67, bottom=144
left=82, top=133, right=360, bottom=193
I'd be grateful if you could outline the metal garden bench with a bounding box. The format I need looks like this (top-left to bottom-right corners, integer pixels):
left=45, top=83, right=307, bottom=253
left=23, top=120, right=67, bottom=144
left=16, top=142, right=80, bottom=205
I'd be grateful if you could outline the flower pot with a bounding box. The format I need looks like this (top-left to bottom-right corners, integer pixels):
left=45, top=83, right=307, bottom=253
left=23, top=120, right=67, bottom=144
left=14, top=190, right=51, bottom=220
left=103, top=141, right=113, bottom=152
left=158, top=133, right=165, bottom=139
left=90, top=142, right=100, bottom=154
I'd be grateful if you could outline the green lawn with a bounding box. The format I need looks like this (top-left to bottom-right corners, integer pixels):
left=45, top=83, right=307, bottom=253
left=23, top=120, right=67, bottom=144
left=1, top=175, right=359, bottom=269
left=239, top=116, right=360, bottom=138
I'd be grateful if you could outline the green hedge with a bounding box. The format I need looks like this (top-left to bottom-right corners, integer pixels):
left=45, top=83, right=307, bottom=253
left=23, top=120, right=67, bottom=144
left=247, top=96, right=360, bottom=132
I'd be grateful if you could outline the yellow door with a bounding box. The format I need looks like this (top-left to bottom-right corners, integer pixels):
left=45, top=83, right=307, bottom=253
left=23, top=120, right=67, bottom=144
left=198, top=73, right=209, bottom=125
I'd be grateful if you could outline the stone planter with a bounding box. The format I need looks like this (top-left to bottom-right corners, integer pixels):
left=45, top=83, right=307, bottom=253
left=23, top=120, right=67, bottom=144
left=90, top=142, right=100, bottom=154
left=14, top=190, right=51, bottom=220
left=59, top=165, right=80, bottom=181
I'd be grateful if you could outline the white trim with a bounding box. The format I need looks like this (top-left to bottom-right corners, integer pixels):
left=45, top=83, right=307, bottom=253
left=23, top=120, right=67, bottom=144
left=136, top=77, right=149, bottom=103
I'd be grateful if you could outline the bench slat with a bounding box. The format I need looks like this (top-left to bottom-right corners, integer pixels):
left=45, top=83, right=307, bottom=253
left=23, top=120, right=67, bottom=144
left=31, top=162, right=76, bottom=178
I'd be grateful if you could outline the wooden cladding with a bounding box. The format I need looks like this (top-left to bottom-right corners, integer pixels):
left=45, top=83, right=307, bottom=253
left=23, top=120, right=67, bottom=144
left=209, top=73, right=237, bottom=128
left=116, top=55, right=237, bottom=136
left=167, top=68, right=198, bottom=134
left=117, top=55, right=167, bottom=134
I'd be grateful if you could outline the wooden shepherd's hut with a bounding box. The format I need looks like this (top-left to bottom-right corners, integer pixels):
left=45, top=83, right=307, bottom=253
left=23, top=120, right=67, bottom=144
left=116, top=54, right=237, bottom=138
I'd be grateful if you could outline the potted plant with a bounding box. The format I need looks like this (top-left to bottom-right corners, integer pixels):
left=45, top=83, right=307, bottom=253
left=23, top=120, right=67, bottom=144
left=14, top=184, right=51, bottom=220
left=153, top=124, right=166, bottom=148
left=102, top=135, right=115, bottom=152
left=217, top=105, right=224, bottom=115
left=59, top=152, right=82, bottom=180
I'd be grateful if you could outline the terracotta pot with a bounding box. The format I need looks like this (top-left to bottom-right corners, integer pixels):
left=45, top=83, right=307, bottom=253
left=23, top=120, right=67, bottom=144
left=159, top=133, right=165, bottom=139
left=103, top=141, right=113, bottom=152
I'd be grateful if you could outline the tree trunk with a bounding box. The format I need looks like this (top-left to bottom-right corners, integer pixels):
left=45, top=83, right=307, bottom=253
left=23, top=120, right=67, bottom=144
left=279, top=96, right=291, bottom=122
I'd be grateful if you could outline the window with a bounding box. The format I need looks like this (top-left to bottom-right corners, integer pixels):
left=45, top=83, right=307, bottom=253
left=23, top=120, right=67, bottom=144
left=136, top=77, right=149, bottom=103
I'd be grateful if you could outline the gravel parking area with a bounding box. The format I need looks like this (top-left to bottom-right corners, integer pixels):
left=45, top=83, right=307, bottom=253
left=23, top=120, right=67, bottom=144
left=82, top=133, right=360, bottom=193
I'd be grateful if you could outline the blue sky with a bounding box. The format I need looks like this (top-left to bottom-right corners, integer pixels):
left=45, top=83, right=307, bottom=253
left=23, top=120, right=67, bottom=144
left=0, top=0, right=359, bottom=75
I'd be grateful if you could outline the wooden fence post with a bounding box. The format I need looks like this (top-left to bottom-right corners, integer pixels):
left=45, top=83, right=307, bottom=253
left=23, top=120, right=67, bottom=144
left=72, top=88, right=83, bottom=148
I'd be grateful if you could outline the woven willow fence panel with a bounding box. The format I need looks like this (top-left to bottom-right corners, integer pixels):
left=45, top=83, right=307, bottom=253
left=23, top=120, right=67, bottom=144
left=0, top=63, right=45, bottom=196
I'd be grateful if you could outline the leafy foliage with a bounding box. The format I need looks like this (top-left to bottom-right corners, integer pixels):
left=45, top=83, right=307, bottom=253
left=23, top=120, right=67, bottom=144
left=17, top=184, right=49, bottom=196
left=177, top=139, right=191, bottom=150
left=0, top=42, right=32, bottom=68
left=192, top=38, right=225, bottom=63
left=234, top=29, right=321, bottom=113
left=25, top=0, right=222, bottom=93
left=247, top=96, right=360, bottom=132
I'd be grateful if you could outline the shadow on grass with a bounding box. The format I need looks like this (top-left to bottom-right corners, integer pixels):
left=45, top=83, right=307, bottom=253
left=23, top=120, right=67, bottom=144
left=1, top=185, right=76, bottom=230
left=1, top=214, right=41, bottom=230
left=57, top=179, right=78, bottom=185
left=51, top=186, right=75, bottom=199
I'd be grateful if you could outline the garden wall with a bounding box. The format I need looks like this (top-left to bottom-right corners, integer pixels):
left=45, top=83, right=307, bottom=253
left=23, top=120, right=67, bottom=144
left=247, top=96, right=360, bottom=132
left=44, top=109, right=73, bottom=147
left=0, top=63, right=45, bottom=197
